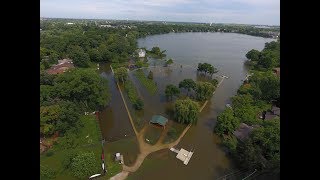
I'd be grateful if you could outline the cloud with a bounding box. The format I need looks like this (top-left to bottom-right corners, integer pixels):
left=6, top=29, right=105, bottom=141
left=40, top=0, right=280, bottom=25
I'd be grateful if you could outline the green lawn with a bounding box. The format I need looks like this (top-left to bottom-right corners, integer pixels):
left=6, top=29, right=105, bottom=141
left=143, top=125, right=163, bottom=145
left=134, top=69, right=157, bottom=95
left=40, top=115, right=122, bottom=180
left=163, top=123, right=186, bottom=144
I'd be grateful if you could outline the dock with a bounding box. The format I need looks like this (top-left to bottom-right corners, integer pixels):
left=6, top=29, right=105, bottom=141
left=170, top=147, right=194, bottom=165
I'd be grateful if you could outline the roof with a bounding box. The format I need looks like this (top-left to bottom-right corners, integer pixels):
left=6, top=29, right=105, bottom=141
left=46, top=62, right=74, bottom=75
left=150, top=115, right=168, bottom=126
left=176, top=148, right=193, bottom=165
left=233, top=123, right=255, bottom=141
left=264, top=112, right=278, bottom=120
left=271, top=106, right=280, bottom=116
left=273, top=67, right=280, bottom=76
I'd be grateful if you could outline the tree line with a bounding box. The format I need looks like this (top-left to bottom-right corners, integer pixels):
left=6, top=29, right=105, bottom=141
left=214, top=40, right=280, bottom=175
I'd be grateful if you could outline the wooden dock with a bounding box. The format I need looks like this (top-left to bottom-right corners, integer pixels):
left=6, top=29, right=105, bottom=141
left=169, top=147, right=194, bottom=165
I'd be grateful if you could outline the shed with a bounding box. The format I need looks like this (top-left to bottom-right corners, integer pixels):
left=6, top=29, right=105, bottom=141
left=149, top=115, right=168, bottom=128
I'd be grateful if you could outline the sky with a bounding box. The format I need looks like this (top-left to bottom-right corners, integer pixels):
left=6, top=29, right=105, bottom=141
left=40, top=0, right=280, bottom=25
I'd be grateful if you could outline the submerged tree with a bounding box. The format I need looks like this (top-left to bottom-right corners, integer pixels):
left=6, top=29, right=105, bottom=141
left=174, top=98, right=200, bottom=124
left=114, top=67, right=128, bottom=83
left=178, top=79, right=196, bottom=96
left=165, top=84, right=180, bottom=101
left=195, top=82, right=215, bottom=101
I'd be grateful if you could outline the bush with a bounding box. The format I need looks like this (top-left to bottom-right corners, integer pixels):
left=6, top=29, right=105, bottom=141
left=222, top=135, right=238, bottom=154
left=46, top=150, right=54, bottom=157
left=133, top=98, right=144, bottom=110
left=40, top=165, right=56, bottom=179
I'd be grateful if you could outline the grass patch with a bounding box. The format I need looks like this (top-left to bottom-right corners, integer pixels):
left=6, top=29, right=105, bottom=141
left=124, top=79, right=144, bottom=110
left=163, top=123, right=186, bottom=144
left=143, top=125, right=163, bottom=145
left=134, top=69, right=157, bottom=95
left=40, top=115, right=121, bottom=179
left=111, top=62, right=128, bottom=70
left=104, top=137, right=139, bottom=167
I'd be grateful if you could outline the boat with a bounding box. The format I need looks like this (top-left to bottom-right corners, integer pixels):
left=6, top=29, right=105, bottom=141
left=89, top=174, right=101, bottom=179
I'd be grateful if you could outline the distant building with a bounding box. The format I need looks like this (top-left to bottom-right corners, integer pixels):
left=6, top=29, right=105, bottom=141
left=138, top=49, right=146, bottom=58
left=66, top=22, right=74, bottom=25
left=46, top=59, right=74, bottom=75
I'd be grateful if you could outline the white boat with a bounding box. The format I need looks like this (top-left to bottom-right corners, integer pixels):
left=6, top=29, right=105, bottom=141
left=89, top=174, right=101, bottom=178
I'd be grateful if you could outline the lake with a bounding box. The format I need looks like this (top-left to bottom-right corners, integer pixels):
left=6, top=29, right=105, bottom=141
left=99, top=32, right=274, bottom=179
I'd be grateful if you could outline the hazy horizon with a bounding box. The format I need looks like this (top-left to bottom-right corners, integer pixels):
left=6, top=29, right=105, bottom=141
left=40, top=0, right=280, bottom=26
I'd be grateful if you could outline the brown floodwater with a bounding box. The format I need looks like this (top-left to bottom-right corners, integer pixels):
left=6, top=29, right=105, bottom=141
left=98, top=33, right=274, bottom=179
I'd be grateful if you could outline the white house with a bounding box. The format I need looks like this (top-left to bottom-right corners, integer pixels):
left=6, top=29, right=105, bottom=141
left=138, top=49, right=146, bottom=58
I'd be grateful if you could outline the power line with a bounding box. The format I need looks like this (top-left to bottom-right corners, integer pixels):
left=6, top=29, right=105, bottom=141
left=242, top=169, right=257, bottom=180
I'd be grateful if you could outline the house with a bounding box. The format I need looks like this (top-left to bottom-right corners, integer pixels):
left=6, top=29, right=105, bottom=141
left=273, top=68, right=280, bottom=77
left=149, top=115, right=168, bottom=129
left=138, top=49, right=146, bottom=58
left=46, top=59, right=75, bottom=75
left=233, top=123, right=259, bottom=141
left=263, top=106, right=280, bottom=120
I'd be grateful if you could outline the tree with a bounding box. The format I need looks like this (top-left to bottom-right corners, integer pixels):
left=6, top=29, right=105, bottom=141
left=70, top=152, right=100, bottom=179
left=67, top=45, right=90, bottom=67
left=133, top=98, right=144, bottom=110
left=246, top=49, right=260, bottom=61
left=40, top=165, right=57, bottom=179
left=147, top=70, right=153, bottom=80
left=197, top=62, right=217, bottom=76
left=54, top=68, right=110, bottom=110
left=214, top=108, right=240, bottom=136
left=166, top=58, right=173, bottom=66
left=174, top=98, right=200, bottom=124
left=210, top=79, right=219, bottom=87
left=195, top=82, right=215, bottom=101
left=114, top=67, right=128, bottom=83
left=40, top=104, right=61, bottom=136
left=178, top=79, right=196, bottom=96
left=165, top=84, right=180, bottom=100
left=40, top=71, right=56, bottom=86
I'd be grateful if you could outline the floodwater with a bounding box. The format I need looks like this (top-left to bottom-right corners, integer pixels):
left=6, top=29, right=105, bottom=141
left=99, top=32, right=274, bottom=179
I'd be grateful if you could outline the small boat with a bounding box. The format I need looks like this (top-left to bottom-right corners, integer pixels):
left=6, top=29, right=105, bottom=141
left=89, top=174, right=101, bottom=179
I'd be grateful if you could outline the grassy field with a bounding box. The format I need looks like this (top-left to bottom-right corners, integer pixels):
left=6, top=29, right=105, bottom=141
left=40, top=115, right=122, bottom=179
left=134, top=69, right=157, bottom=95
left=163, top=123, right=186, bottom=144
left=143, top=125, right=163, bottom=145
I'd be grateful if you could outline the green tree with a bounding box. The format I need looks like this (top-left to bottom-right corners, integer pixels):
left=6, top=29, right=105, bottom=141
left=197, top=63, right=217, bottom=76
left=246, top=49, right=261, bottom=61
left=165, top=84, right=180, bottom=100
left=40, top=165, right=57, bottom=179
left=166, top=58, right=173, bottom=66
left=174, top=98, right=200, bottom=124
left=210, top=79, right=219, bottom=87
left=67, top=45, right=90, bottom=67
left=178, top=79, right=196, bottom=96
left=70, top=152, right=100, bottom=179
left=214, top=108, right=240, bottom=136
left=195, top=82, right=215, bottom=101
left=114, top=67, right=128, bottom=83
left=54, top=68, right=110, bottom=110
left=133, top=98, right=144, bottom=110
